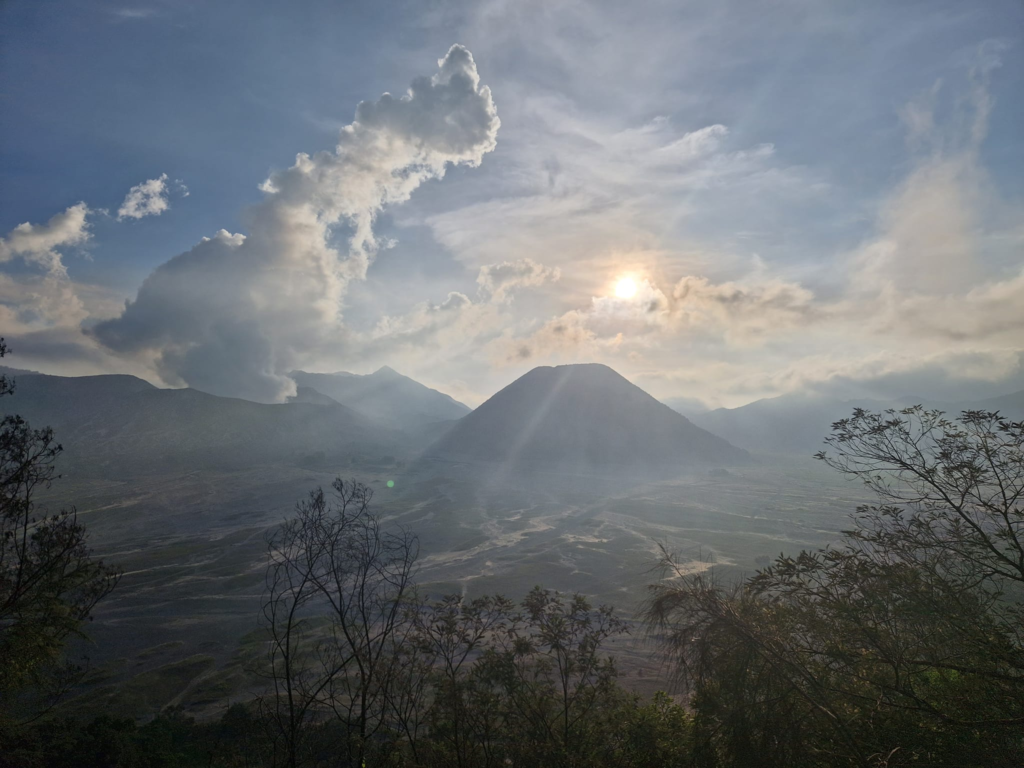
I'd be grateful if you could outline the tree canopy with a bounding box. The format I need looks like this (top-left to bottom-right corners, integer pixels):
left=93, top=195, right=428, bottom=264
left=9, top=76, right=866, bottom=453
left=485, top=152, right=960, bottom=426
left=646, top=406, right=1024, bottom=767
left=0, top=340, right=120, bottom=736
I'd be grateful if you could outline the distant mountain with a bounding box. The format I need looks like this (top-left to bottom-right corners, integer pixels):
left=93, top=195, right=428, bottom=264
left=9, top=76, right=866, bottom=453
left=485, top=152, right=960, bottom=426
left=288, top=382, right=460, bottom=452
left=289, top=385, right=343, bottom=407
left=0, top=372, right=402, bottom=477
left=0, top=364, right=40, bottom=377
left=427, top=363, right=749, bottom=473
left=686, top=394, right=896, bottom=457
left=688, top=389, right=1024, bottom=457
left=958, top=389, right=1024, bottom=420
left=290, top=367, right=471, bottom=430
left=661, top=395, right=710, bottom=420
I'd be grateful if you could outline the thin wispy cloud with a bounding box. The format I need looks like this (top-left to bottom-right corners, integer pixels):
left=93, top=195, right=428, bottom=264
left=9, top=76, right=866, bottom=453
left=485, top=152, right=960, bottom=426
left=108, top=7, right=157, bottom=21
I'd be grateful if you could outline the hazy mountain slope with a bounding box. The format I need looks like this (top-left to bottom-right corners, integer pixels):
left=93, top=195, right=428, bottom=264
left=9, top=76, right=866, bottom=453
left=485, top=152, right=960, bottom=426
left=291, top=367, right=470, bottom=429
left=0, top=373, right=401, bottom=476
left=428, top=363, right=748, bottom=472
left=288, top=385, right=343, bottom=406
left=688, top=389, right=1024, bottom=457
left=962, top=389, right=1024, bottom=420
left=660, top=395, right=709, bottom=421
left=686, top=394, right=899, bottom=457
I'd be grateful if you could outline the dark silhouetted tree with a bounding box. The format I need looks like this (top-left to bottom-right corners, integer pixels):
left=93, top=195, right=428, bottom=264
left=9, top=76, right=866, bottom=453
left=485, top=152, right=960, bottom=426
left=258, top=478, right=418, bottom=768
left=0, top=339, right=120, bottom=739
left=646, top=407, right=1024, bottom=768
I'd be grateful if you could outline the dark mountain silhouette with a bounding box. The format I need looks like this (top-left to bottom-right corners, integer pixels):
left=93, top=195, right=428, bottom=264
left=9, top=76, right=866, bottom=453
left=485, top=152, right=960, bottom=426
left=290, top=367, right=470, bottom=429
left=0, top=372, right=400, bottom=477
left=427, top=363, right=749, bottom=473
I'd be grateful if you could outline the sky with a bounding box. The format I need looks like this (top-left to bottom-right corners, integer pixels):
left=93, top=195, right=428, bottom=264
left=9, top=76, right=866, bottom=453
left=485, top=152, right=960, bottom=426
left=1, top=0, right=1023, bottom=408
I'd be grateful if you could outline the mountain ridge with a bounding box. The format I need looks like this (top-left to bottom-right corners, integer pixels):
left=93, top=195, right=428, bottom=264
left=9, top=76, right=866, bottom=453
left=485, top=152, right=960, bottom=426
left=680, top=388, right=1024, bottom=456
left=0, top=372, right=399, bottom=477
left=290, top=367, right=470, bottom=429
left=428, top=363, right=749, bottom=473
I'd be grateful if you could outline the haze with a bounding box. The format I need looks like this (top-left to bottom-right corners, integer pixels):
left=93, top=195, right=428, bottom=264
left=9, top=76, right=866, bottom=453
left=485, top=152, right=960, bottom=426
left=2, top=2, right=1023, bottom=765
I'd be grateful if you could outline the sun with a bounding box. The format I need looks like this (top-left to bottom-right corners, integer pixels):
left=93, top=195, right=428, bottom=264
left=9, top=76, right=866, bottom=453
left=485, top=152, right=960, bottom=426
left=615, top=277, right=638, bottom=299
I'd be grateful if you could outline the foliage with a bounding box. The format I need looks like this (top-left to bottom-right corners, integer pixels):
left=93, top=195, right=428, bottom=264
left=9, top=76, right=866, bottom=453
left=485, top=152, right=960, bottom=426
left=2, top=704, right=266, bottom=768
left=410, top=588, right=642, bottom=768
left=258, top=479, right=418, bottom=768
left=0, top=339, right=120, bottom=738
left=29, top=403, right=1024, bottom=765
left=5, top=468, right=692, bottom=768
left=254, top=478, right=692, bottom=767
left=646, top=407, right=1024, bottom=767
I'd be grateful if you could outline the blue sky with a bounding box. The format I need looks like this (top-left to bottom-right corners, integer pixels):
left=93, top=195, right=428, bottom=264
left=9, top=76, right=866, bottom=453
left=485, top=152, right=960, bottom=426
left=2, top=0, right=1022, bottom=406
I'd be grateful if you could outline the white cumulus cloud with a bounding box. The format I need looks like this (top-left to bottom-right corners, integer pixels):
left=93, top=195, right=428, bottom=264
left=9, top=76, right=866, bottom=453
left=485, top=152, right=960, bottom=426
left=0, top=203, right=130, bottom=376
left=0, top=202, right=91, bottom=275
left=94, top=45, right=500, bottom=402
left=118, top=173, right=178, bottom=220
left=0, top=203, right=94, bottom=331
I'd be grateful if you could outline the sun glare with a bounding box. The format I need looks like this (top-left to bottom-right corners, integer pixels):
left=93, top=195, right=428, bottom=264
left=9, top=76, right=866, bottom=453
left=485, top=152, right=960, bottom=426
left=615, top=277, right=638, bottom=299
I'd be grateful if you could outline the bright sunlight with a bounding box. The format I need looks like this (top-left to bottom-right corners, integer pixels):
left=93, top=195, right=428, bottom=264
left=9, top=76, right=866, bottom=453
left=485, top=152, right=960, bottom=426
left=615, top=277, right=637, bottom=298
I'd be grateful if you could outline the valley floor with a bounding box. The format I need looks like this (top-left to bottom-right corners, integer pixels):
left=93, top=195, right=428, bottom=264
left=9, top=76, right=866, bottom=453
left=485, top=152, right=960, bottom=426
left=50, top=455, right=869, bottom=717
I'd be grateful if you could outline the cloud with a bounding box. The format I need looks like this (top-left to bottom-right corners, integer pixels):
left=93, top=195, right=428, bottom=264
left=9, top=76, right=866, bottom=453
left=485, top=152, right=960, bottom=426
left=853, top=155, right=982, bottom=295
left=8, top=20, right=1019, bottom=411
left=117, top=173, right=188, bottom=220
left=109, top=7, right=157, bottom=20
left=502, top=271, right=816, bottom=364
left=0, top=203, right=95, bottom=332
left=891, top=268, right=1024, bottom=344
left=359, top=290, right=509, bottom=372
left=671, top=275, right=816, bottom=341
left=0, top=203, right=91, bottom=275
left=589, top=278, right=670, bottom=333
left=0, top=204, right=137, bottom=376
left=372, top=291, right=474, bottom=345
left=801, top=349, right=1024, bottom=403
left=843, top=42, right=1024, bottom=355
left=94, top=45, right=500, bottom=402
left=477, top=258, right=560, bottom=302
left=500, top=310, right=601, bottom=364
left=329, top=258, right=560, bottom=373
left=0, top=272, right=88, bottom=333
left=498, top=277, right=669, bottom=363
left=493, top=40, right=1024, bottom=408
left=421, top=113, right=799, bottom=277
left=851, top=43, right=1011, bottom=296
left=740, top=348, right=1024, bottom=405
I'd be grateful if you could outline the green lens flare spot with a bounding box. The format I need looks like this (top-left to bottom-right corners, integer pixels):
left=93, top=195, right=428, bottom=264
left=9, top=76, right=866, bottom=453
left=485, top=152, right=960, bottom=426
left=386, top=480, right=395, bottom=488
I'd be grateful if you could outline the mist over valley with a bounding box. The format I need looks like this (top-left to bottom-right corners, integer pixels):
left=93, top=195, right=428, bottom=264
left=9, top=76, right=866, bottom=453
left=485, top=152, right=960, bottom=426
left=5, top=362, right=1018, bottom=720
